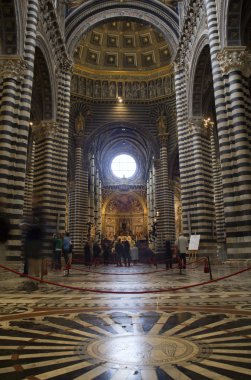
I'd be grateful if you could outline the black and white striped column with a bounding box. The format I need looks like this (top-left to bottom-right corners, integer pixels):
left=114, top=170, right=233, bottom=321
left=217, top=46, right=251, bottom=257
left=155, top=132, right=176, bottom=254
left=189, top=117, right=216, bottom=253
left=209, top=123, right=226, bottom=244
left=72, top=135, right=87, bottom=255
left=32, top=121, right=60, bottom=252
left=0, top=57, right=28, bottom=257
left=174, top=60, right=191, bottom=239
left=54, top=57, right=72, bottom=232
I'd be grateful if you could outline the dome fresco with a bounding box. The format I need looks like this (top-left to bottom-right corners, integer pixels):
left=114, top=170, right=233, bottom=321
left=74, top=20, right=172, bottom=71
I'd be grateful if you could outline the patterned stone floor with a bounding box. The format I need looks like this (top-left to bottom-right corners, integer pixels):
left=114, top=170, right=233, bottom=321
left=0, top=259, right=251, bottom=379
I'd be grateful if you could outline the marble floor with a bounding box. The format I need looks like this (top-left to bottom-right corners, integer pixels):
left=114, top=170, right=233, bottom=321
left=0, top=258, right=251, bottom=380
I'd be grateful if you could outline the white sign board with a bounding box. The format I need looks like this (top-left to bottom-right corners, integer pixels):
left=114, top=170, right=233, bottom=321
left=188, top=235, right=200, bottom=251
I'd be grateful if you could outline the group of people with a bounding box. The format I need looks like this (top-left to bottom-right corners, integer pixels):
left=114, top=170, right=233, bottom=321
left=83, top=238, right=140, bottom=267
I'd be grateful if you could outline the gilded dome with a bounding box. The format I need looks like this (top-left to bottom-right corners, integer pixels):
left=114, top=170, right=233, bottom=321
left=73, top=19, right=172, bottom=72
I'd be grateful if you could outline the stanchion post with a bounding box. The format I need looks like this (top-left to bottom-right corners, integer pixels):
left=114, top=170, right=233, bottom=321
left=207, top=256, right=213, bottom=280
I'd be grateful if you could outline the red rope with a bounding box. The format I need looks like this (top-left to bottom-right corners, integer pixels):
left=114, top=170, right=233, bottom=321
left=1, top=263, right=251, bottom=294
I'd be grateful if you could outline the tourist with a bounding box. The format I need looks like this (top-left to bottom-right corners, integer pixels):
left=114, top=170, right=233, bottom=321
left=175, top=233, right=188, bottom=269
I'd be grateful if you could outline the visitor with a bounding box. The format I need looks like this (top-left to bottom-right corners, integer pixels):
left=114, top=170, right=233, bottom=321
left=22, top=203, right=45, bottom=289
left=130, top=241, right=139, bottom=265
left=175, top=232, right=188, bottom=269
left=92, top=240, right=101, bottom=267
left=115, top=238, right=124, bottom=266
left=53, top=232, right=63, bottom=270
left=101, top=238, right=111, bottom=265
left=84, top=240, right=91, bottom=267
left=123, top=239, right=131, bottom=266
left=0, top=202, right=10, bottom=258
left=143, top=244, right=157, bottom=268
left=165, top=237, right=173, bottom=269
left=62, top=232, right=73, bottom=275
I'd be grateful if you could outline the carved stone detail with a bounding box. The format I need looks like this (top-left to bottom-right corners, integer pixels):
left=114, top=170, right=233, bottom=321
left=159, top=134, right=169, bottom=147
left=188, top=117, right=203, bottom=133
left=217, top=47, right=251, bottom=76
left=32, top=120, right=59, bottom=142
left=0, top=57, right=27, bottom=79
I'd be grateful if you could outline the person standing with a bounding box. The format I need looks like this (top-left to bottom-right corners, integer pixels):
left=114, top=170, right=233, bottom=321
left=115, top=238, right=124, bottom=267
left=130, top=241, right=139, bottom=265
left=123, top=239, right=131, bottom=267
left=53, top=232, right=63, bottom=270
left=101, top=238, right=111, bottom=266
left=165, top=238, right=173, bottom=270
left=22, top=203, right=45, bottom=287
left=92, top=241, right=101, bottom=267
left=84, top=240, right=91, bottom=267
left=175, top=233, right=188, bottom=269
left=62, top=232, right=73, bottom=275
left=0, top=204, right=10, bottom=258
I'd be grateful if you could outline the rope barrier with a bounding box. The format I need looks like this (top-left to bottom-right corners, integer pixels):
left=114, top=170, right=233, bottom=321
left=0, top=262, right=250, bottom=294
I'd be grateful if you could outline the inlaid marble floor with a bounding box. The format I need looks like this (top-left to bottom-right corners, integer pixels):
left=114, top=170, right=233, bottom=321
left=0, top=259, right=251, bottom=380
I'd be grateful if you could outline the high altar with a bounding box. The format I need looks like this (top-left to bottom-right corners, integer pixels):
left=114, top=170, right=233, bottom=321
left=102, top=192, right=148, bottom=241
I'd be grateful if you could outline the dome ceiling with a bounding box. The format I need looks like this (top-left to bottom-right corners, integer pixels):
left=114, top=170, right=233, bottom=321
left=74, top=19, right=172, bottom=72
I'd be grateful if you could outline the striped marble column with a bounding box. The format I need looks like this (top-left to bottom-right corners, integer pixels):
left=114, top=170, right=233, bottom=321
left=0, top=56, right=27, bottom=257
left=23, top=132, right=35, bottom=220
left=72, top=135, right=87, bottom=255
left=55, top=58, right=72, bottom=236
left=155, top=134, right=176, bottom=254
left=174, top=61, right=191, bottom=239
left=67, top=180, right=75, bottom=236
left=217, top=46, right=251, bottom=257
left=32, top=121, right=59, bottom=252
left=204, top=0, right=244, bottom=258
left=89, top=154, right=95, bottom=227
left=147, top=164, right=156, bottom=245
left=209, top=123, right=226, bottom=244
left=147, top=178, right=151, bottom=237
left=188, top=117, right=216, bottom=254
left=94, top=168, right=102, bottom=241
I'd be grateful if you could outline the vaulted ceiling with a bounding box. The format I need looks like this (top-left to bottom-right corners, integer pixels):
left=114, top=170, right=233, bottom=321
left=74, top=19, right=172, bottom=72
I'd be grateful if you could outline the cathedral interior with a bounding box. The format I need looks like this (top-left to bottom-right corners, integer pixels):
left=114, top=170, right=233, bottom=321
left=0, top=0, right=251, bottom=379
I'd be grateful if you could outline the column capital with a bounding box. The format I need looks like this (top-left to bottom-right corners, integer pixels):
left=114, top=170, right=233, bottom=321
left=173, top=55, right=186, bottom=73
left=0, top=56, right=27, bottom=79
left=57, top=57, right=73, bottom=76
left=159, top=134, right=169, bottom=147
left=217, top=46, right=251, bottom=76
left=32, top=120, right=59, bottom=142
left=188, top=116, right=210, bottom=137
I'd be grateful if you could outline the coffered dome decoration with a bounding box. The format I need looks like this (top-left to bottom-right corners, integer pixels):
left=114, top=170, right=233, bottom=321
left=74, top=20, right=172, bottom=71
